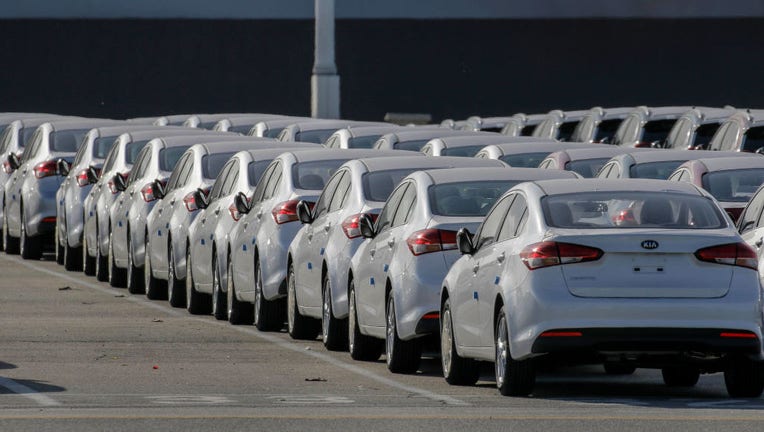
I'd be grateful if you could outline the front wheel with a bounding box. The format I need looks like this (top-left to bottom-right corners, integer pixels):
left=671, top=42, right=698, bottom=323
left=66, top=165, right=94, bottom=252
left=385, top=292, right=421, bottom=374
left=186, top=249, right=211, bottom=315
left=348, top=281, right=383, bottom=361
left=228, top=258, right=254, bottom=325
left=108, top=232, right=126, bottom=287
left=167, top=242, right=185, bottom=308
left=82, top=234, right=96, bottom=276
left=724, top=357, right=764, bottom=398
left=441, top=298, right=480, bottom=385
left=253, top=257, right=284, bottom=332
left=211, top=254, right=227, bottom=320
left=144, top=234, right=166, bottom=299
left=20, top=209, right=41, bottom=260
left=495, top=307, right=535, bottom=396
left=3, top=207, right=20, bottom=254
left=126, top=235, right=145, bottom=294
left=286, top=264, right=319, bottom=339
left=322, top=273, right=348, bottom=351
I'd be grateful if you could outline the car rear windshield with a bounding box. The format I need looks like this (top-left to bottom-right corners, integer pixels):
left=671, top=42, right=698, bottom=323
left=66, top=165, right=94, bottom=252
left=296, top=129, right=336, bottom=144
left=595, top=119, right=622, bottom=143
left=701, top=169, right=764, bottom=203
left=348, top=135, right=382, bottom=149
left=248, top=160, right=273, bottom=187
left=693, top=123, right=721, bottom=149
left=429, top=180, right=520, bottom=217
left=565, top=158, right=609, bottom=178
left=51, top=129, right=90, bottom=153
left=629, top=160, right=684, bottom=179
left=362, top=168, right=422, bottom=202
left=125, top=140, right=151, bottom=164
left=742, top=126, right=764, bottom=153
left=441, top=145, right=485, bottom=157
left=21, top=127, right=38, bottom=149
left=557, top=121, right=578, bottom=141
left=500, top=152, right=549, bottom=168
left=202, top=152, right=237, bottom=179
left=394, top=139, right=428, bottom=151
left=292, top=159, right=346, bottom=190
left=264, top=127, right=285, bottom=138
left=229, top=125, right=254, bottom=134
left=92, top=135, right=120, bottom=159
left=542, top=191, right=725, bottom=229
left=159, top=146, right=192, bottom=171
left=640, top=119, right=676, bottom=145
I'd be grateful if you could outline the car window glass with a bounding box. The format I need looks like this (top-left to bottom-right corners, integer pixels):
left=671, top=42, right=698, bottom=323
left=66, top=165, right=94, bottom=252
left=739, top=187, right=764, bottom=231
left=166, top=153, right=190, bottom=191
left=392, top=182, right=417, bottom=227
left=262, top=162, right=283, bottom=200
left=475, top=194, right=514, bottom=248
left=101, top=144, right=117, bottom=172
left=251, top=163, right=275, bottom=203
left=329, top=170, right=352, bottom=212
left=21, top=129, right=42, bottom=162
left=0, top=125, right=12, bottom=154
left=376, top=183, right=409, bottom=233
left=497, top=194, right=527, bottom=242
left=127, top=147, right=151, bottom=184
left=313, top=170, right=344, bottom=218
left=209, top=160, right=234, bottom=201
left=73, top=132, right=92, bottom=165
left=221, top=164, right=240, bottom=197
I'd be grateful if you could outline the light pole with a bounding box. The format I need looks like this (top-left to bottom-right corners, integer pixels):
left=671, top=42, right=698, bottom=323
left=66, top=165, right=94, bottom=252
left=311, top=0, right=340, bottom=119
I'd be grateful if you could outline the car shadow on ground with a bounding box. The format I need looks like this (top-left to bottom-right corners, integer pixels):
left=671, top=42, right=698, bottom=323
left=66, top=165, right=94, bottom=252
left=0, top=376, right=66, bottom=394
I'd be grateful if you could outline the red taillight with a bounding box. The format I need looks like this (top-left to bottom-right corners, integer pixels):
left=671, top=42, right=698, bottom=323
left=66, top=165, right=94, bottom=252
left=183, top=191, right=198, bottom=212
left=421, top=312, right=440, bottom=320
left=540, top=331, right=583, bottom=337
left=633, top=141, right=653, bottom=148
left=720, top=332, right=758, bottom=339
left=695, top=242, right=757, bottom=270
left=140, top=182, right=157, bottom=202
left=33, top=160, right=58, bottom=179
left=272, top=200, right=314, bottom=224
left=520, top=241, right=603, bottom=270
left=41, top=217, right=57, bottom=224
left=612, top=208, right=636, bottom=226
left=406, top=229, right=458, bottom=256
left=341, top=213, right=379, bottom=239
left=2, top=161, right=12, bottom=174
left=76, top=169, right=90, bottom=187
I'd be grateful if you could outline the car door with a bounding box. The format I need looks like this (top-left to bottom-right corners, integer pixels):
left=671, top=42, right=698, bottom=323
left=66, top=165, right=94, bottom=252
left=453, top=194, right=514, bottom=348
left=193, top=159, right=234, bottom=288
left=739, top=188, right=764, bottom=261
left=150, top=152, right=191, bottom=268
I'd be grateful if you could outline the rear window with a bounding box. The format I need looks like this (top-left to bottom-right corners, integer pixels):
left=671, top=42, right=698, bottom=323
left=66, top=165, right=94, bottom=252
left=159, top=146, right=192, bottom=171
left=595, top=119, right=622, bottom=143
left=429, top=180, right=520, bottom=216
left=202, top=152, right=237, bottom=179
left=741, top=126, right=764, bottom=153
left=441, top=145, right=485, bottom=157
left=296, top=129, right=336, bottom=144
left=542, top=192, right=725, bottom=229
left=520, top=124, right=537, bottom=136
left=21, top=127, right=38, bottom=149
left=693, top=122, right=721, bottom=149
left=640, top=119, right=676, bottom=145
left=248, top=160, right=273, bottom=186
left=557, top=121, right=578, bottom=141
left=565, top=157, right=609, bottom=178
left=395, top=139, right=428, bottom=152
left=51, top=129, right=90, bottom=152
left=500, top=152, right=549, bottom=168
left=348, top=135, right=382, bottom=149
left=362, top=168, right=421, bottom=202
left=292, top=159, right=346, bottom=190
left=629, top=160, right=684, bottom=179
left=92, top=135, right=120, bottom=159
left=702, top=169, right=764, bottom=203
left=125, top=140, right=151, bottom=164
left=265, top=127, right=285, bottom=138
left=229, top=125, right=253, bottom=134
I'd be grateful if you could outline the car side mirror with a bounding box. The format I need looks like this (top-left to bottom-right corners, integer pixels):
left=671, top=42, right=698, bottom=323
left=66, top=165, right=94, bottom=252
left=57, top=159, right=71, bottom=176
left=234, top=192, right=251, bottom=215
left=456, top=228, right=474, bottom=255
left=296, top=200, right=313, bottom=224
left=7, top=152, right=20, bottom=170
left=359, top=213, right=375, bottom=239
left=152, top=179, right=166, bottom=200
left=193, top=188, right=209, bottom=210
left=87, top=166, right=100, bottom=184
left=112, top=173, right=127, bottom=192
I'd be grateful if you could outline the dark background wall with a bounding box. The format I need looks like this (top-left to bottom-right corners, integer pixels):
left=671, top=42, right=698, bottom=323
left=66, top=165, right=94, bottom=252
left=1, top=19, right=763, bottom=122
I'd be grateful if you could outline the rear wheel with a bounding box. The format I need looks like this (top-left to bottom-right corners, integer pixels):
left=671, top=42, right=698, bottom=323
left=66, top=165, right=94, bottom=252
left=63, top=227, right=83, bottom=272
left=95, top=226, right=108, bottom=281
left=385, top=292, right=421, bottom=374
left=441, top=298, right=480, bottom=386
left=54, top=224, right=64, bottom=264
left=126, top=234, right=145, bottom=294
left=662, top=367, right=699, bottom=387
left=82, top=234, right=96, bottom=276
left=211, top=254, right=227, bottom=320
left=495, top=307, right=535, bottom=396
left=167, top=241, right=185, bottom=308
left=186, top=249, right=211, bottom=315
left=108, top=232, right=127, bottom=287
left=348, top=281, right=383, bottom=361
left=724, top=356, right=764, bottom=398
left=144, top=234, right=166, bottom=299
left=253, top=256, right=284, bottom=332
left=287, top=264, right=320, bottom=339
left=322, top=273, right=348, bottom=351
left=3, top=206, right=20, bottom=254
left=20, top=208, right=41, bottom=260
left=227, top=258, right=254, bottom=324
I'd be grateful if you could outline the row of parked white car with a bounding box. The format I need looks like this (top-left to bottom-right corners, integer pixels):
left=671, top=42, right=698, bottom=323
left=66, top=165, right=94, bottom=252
left=2, top=107, right=764, bottom=399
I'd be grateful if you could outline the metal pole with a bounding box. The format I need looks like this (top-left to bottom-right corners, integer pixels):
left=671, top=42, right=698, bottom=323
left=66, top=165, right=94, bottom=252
left=311, top=0, right=340, bottom=119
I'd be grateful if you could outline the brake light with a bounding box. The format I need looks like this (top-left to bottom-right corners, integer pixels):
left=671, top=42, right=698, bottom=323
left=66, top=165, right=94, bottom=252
left=540, top=331, right=582, bottom=337
left=183, top=192, right=199, bottom=212
left=520, top=241, right=603, bottom=270
left=140, top=182, right=159, bottom=202
left=612, top=208, right=636, bottom=226
left=406, top=229, right=458, bottom=256
left=272, top=200, right=314, bottom=224
left=695, top=242, right=757, bottom=270
left=2, top=161, right=12, bottom=174
left=341, top=213, right=379, bottom=239
left=76, top=169, right=90, bottom=187
left=33, top=160, right=59, bottom=179
left=720, top=331, right=758, bottom=339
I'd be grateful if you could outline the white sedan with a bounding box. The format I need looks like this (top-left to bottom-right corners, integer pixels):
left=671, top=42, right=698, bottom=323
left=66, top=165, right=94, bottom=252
left=441, top=178, right=764, bottom=397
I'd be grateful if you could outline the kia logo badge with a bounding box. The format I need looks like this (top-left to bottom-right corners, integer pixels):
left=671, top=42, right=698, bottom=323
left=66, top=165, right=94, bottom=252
left=641, top=240, right=659, bottom=250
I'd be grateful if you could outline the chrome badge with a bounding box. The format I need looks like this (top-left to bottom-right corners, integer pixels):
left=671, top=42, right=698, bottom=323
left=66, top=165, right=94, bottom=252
left=641, top=240, right=659, bottom=250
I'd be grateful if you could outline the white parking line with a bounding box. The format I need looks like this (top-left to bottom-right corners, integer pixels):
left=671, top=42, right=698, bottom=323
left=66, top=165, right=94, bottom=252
left=3, top=255, right=468, bottom=407
left=0, top=377, right=61, bottom=407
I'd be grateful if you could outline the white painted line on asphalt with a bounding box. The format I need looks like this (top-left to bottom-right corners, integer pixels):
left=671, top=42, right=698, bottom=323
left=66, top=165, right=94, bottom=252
left=4, top=255, right=469, bottom=407
left=0, top=377, right=61, bottom=407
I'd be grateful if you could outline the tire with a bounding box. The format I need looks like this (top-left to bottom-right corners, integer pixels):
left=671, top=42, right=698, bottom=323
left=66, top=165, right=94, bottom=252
left=287, top=264, right=320, bottom=339
left=211, top=254, right=227, bottom=320
left=108, top=231, right=127, bottom=287
left=3, top=206, right=20, bottom=255
left=604, top=363, right=637, bottom=375
left=661, top=367, right=699, bottom=387
left=95, top=225, right=109, bottom=281
left=441, top=298, right=480, bottom=386
left=55, top=224, right=64, bottom=264
left=126, top=234, right=145, bottom=294
left=322, top=272, right=348, bottom=351
left=186, top=248, right=211, bottom=315
left=385, top=292, right=421, bottom=374
left=228, top=258, right=254, bottom=324
left=63, top=221, right=83, bottom=272
left=167, top=241, right=185, bottom=308
left=495, top=306, right=535, bottom=396
left=253, top=256, right=284, bottom=332
left=20, top=208, right=41, bottom=260
left=144, top=233, right=166, bottom=299
left=82, top=234, right=96, bottom=276
left=348, top=280, right=383, bottom=361
left=724, top=356, right=764, bottom=398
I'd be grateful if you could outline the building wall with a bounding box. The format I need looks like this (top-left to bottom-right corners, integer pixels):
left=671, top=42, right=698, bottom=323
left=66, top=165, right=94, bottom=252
left=1, top=18, right=763, bottom=121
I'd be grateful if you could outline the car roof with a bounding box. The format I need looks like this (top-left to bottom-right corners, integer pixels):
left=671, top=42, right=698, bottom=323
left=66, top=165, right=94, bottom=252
left=486, top=141, right=597, bottom=154
left=46, top=118, right=122, bottom=130
left=533, top=178, right=704, bottom=196
left=623, top=149, right=755, bottom=164
left=195, top=140, right=287, bottom=154
left=287, top=148, right=410, bottom=163
left=419, top=167, right=577, bottom=184
left=155, top=135, right=261, bottom=148
left=258, top=117, right=315, bottom=128
left=588, top=106, right=634, bottom=118
left=553, top=146, right=655, bottom=161
left=239, top=147, right=316, bottom=161
left=121, top=128, right=222, bottom=141
left=681, top=107, right=736, bottom=122
left=431, top=135, right=530, bottom=147
left=91, top=124, right=170, bottom=136
left=690, top=156, right=764, bottom=171
left=354, top=155, right=505, bottom=172
left=345, top=125, right=406, bottom=137
left=389, top=129, right=490, bottom=140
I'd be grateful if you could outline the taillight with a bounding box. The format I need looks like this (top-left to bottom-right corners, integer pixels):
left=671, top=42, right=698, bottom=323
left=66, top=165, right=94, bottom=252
left=406, top=229, right=458, bottom=256
left=272, top=200, right=314, bottom=224
left=33, top=160, right=59, bottom=179
left=76, top=169, right=90, bottom=187
left=183, top=191, right=199, bottom=212
left=2, top=161, right=12, bottom=174
left=341, top=213, right=379, bottom=239
left=229, top=203, right=242, bottom=221
left=108, top=171, right=128, bottom=194
left=140, top=182, right=157, bottom=202
left=695, top=242, right=757, bottom=270
left=520, top=241, right=603, bottom=270
left=612, top=208, right=636, bottom=226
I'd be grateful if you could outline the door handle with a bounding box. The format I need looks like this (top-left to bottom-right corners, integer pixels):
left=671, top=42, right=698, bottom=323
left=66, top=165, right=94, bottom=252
left=323, top=224, right=331, bottom=232
left=472, top=264, right=480, bottom=273
left=497, top=252, right=506, bottom=263
left=307, top=233, right=313, bottom=241
left=214, top=208, right=220, bottom=216
left=756, top=238, right=763, bottom=248
left=387, top=239, right=395, bottom=248
left=370, top=249, right=376, bottom=257
left=169, top=199, right=176, bottom=206
left=201, top=218, right=206, bottom=224
left=255, top=211, right=262, bottom=219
